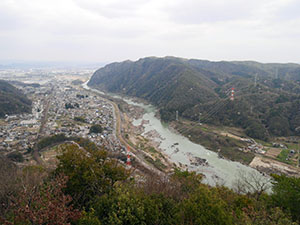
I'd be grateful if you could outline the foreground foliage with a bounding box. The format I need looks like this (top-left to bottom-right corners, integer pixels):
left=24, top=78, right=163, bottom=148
left=0, top=166, right=80, bottom=225
left=271, top=174, right=300, bottom=222
left=55, top=143, right=129, bottom=208
left=1, top=142, right=300, bottom=224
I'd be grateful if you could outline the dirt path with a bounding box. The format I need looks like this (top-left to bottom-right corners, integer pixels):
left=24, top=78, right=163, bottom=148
left=250, top=156, right=300, bottom=177
left=265, top=148, right=282, bottom=158
left=220, top=132, right=242, bottom=140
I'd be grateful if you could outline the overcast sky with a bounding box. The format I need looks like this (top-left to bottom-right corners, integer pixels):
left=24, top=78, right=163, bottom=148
left=0, top=0, right=300, bottom=64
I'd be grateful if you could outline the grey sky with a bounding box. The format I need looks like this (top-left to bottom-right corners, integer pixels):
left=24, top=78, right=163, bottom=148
left=0, top=0, right=299, bottom=63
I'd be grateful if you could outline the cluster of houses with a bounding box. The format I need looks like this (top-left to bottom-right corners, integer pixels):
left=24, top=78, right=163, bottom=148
left=0, top=85, right=46, bottom=154
left=48, top=80, right=127, bottom=154
left=238, top=138, right=266, bottom=154
left=46, top=82, right=110, bottom=135
left=0, top=77, right=127, bottom=161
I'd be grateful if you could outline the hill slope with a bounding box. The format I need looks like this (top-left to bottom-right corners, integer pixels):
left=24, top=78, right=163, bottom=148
left=88, top=57, right=300, bottom=140
left=0, top=80, right=32, bottom=118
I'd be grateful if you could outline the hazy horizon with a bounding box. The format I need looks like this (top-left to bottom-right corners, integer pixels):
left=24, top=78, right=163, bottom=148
left=1, top=56, right=300, bottom=68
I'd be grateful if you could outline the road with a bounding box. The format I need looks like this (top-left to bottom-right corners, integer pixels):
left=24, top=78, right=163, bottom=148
left=110, top=100, right=165, bottom=176
left=32, top=94, right=51, bottom=165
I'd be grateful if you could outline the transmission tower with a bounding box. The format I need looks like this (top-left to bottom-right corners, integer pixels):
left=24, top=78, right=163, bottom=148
left=126, top=146, right=131, bottom=167
left=230, top=88, right=235, bottom=101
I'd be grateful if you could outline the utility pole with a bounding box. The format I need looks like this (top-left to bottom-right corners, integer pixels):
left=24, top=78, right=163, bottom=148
left=199, top=113, right=202, bottom=125
left=254, top=73, right=257, bottom=87
left=176, top=110, right=178, bottom=121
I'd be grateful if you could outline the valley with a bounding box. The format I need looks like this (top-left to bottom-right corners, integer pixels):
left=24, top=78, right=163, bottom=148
left=2, top=0, right=300, bottom=222
left=87, top=56, right=300, bottom=177
left=1, top=64, right=299, bottom=182
left=1, top=65, right=300, bottom=224
left=88, top=56, right=300, bottom=141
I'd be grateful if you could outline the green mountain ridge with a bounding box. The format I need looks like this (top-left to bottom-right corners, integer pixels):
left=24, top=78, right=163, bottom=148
left=88, top=56, right=300, bottom=140
left=0, top=80, right=32, bottom=118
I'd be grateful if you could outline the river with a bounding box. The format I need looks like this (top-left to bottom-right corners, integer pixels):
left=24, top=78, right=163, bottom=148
left=83, top=81, right=268, bottom=188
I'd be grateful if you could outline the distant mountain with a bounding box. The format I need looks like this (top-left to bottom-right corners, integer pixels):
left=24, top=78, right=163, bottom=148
left=0, top=80, right=32, bottom=118
left=88, top=57, right=300, bottom=140
left=89, top=57, right=218, bottom=111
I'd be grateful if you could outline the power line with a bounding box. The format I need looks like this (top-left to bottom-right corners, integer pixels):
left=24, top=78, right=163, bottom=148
left=180, top=99, right=231, bottom=135
left=178, top=99, right=222, bottom=133
left=199, top=100, right=228, bottom=123
left=177, top=87, right=234, bottom=135
left=201, top=100, right=230, bottom=124
left=198, top=88, right=234, bottom=123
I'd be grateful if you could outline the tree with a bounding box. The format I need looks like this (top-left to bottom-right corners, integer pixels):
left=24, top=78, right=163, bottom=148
left=240, top=205, right=296, bottom=225
left=7, top=151, right=24, bottom=162
left=245, top=120, right=268, bottom=141
left=1, top=170, right=80, bottom=225
left=89, top=124, right=103, bottom=134
left=36, top=133, right=68, bottom=150
left=74, top=116, right=86, bottom=123
left=0, top=157, right=18, bottom=218
left=55, top=143, right=129, bottom=208
left=92, top=188, right=146, bottom=225
left=65, top=103, right=74, bottom=109
left=78, top=209, right=102, bottom=225
left=268, top=116, right=290, bottom=136
left=90, top=185, right=178, bottom=225
left=232, top=170, right=272, bottom=200
left=271, top=174, right=300, bottom=223
left=170, top=169, right=203, bottom=196
left=177, top=185, right=234, bottom=225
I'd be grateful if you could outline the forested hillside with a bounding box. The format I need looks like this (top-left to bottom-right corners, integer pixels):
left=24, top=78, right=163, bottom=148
left=0, top=80, right=32, bottom=118
left=88, top=57, right=300, bottom=140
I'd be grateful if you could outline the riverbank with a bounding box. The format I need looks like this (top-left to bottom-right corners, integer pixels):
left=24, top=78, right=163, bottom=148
left=118, top=97, right=300, bottom=178
left=84, top=83, right=299, bottom=187
left=119, top=102, right=177, bottom=172
left=100, top=88, right=256, bottom=166
left=114, top=98, right=266, bottom=187
left=170, top=120, right=255, bottom=165
left=170, top=119, right=300, bottom=177
left=82, top=82, right=176, bottom=174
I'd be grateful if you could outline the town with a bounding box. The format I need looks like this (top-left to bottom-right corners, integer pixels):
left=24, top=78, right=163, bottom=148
left=0, top=69, right=127, bottom=166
